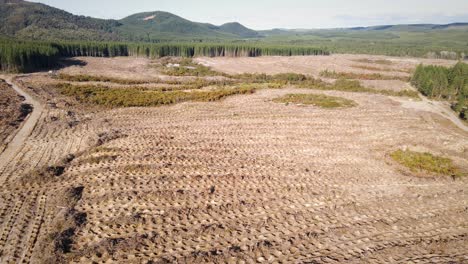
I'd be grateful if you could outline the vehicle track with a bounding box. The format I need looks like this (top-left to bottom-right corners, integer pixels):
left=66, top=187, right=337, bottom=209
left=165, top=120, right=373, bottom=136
left=1, top=56, right=467, bottom=263
left=0, top=77, right=43, bottom=184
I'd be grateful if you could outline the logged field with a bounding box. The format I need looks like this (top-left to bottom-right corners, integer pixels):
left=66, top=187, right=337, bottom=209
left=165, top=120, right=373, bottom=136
left=0, top=55, right=467, bottom=263
left=196, top=54, right=457, bottom=92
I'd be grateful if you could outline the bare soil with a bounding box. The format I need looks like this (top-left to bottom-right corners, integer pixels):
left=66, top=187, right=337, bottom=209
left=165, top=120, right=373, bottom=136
left=0, top=55, right=467, bottom=263
left=196, top=54, right=457, bottom=92
left=0, top=79, right=26, bottom=153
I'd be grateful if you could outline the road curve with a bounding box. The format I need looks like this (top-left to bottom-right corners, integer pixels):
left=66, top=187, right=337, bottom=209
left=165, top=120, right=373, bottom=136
left=0, top=77, right=43, bottom=173
left=399, top=84, right=468, bottom=133
left=418, top=95, right=468, bottom=133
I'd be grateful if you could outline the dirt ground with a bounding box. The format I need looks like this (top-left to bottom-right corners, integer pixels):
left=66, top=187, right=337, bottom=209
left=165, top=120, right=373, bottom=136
left=195, top=54, right=456, bottom=76
left=196, top=54, right=458, bottom=92
left=0, top=79, right=26, bottom=153
left=0, top=55, right=467, bottom=263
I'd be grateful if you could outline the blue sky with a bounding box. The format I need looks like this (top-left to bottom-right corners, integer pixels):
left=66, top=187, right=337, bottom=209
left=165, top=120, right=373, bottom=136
left=31, top=0, right=468, bottom=30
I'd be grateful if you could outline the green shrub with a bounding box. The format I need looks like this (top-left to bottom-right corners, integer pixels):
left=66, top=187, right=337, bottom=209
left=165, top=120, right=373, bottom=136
left=273, top=93, right=357, bottom=108
left=353, top=58, right=393, bottom=65
left=320, top=70, right=409, bottom=81
left=391, top=149, right=461, bottom=176
left=57, top=74, right=152, bottom=84
left=56, top=83, right=254, bottom=107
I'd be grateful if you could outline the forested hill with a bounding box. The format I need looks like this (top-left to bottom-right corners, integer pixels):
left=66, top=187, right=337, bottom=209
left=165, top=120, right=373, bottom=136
left=0, top=0, right=260, bottom=41
left=118, top=12, right=261, bottom=41
left=0, top=0, right=122, bottom=41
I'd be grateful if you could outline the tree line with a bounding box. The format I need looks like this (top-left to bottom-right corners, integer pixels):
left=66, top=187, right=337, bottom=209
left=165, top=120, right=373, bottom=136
left=411, top=62, right=468, bottom=119
left=0, top=39, right=60, bottom=72
left=0, top=38, right=329, bottom=72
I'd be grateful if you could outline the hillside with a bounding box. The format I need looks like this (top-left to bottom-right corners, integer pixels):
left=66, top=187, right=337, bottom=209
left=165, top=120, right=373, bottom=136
left=0, top=0, right=121, bottom=41
left=117, top=11, right=259, bottom=41
left=218, top=22, right=260, bottom=38
left=0, top=0, right=261, bottom=41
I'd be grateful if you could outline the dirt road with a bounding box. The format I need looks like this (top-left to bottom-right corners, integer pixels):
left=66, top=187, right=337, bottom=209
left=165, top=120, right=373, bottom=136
left=0, top=77, right=43, bottom=183
left=394, top=84, right=468, bottom=133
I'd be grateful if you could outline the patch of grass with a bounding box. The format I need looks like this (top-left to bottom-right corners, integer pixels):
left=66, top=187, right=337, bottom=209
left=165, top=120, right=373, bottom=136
left=390, top=149, right=462, bottom=177
left=273, top=93, right=357, bottom=108
left=232, top=73, right=419, bottom=98
left=232, top=72, right=309, bottom=84
left=56, top=74, right=152, bottom=85
left=298, top=78, right=419, bottom=98
left=380, top=89, right=420, bottom=98
left=56, top=83, right=255, bottom=107
left=352, top=58, right=393, bottom=65
left=351, top=64, right=411, bottom=73
left=320, top=70, right=409, bottom=81
left=160, top=58, right=227, bottom=77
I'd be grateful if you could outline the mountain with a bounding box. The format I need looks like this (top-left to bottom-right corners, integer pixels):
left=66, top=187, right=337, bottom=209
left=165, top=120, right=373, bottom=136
left=0, top=0, right=121, bottom=41
left=218, top=22, right=260, bottom=38
left=349, top=23, right=468, bottom=32
left=0, top=0, right=261, bottom=41
left=117, top=12, right=260, bottom=41
left=262, top=23, right=468, bottom=36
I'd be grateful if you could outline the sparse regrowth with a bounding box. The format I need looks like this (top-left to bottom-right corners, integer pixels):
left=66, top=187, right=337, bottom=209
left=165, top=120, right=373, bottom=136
left=56, top=74, right=153, bottom=85
left=391, top=149, right=461, bottom=176
left=273, top=93, right=357, bottom=108
left=352, top=58, right=393, bottom=65
left=159, top=58, right=226, bottom=77
left=320, top=70, right=409, bottom=81
left=56, top=83, right=255, bottom=107
left=351, top=64, right=411, bottom=73
left=299, top=78, right=419, bottom=98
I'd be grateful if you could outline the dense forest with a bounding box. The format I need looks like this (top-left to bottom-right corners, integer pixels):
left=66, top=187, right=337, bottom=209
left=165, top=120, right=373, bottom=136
left=411, top=62, right=468, bottom=119
left=0, top=39, right=60, bottom=72
left=0, top=38, right=329, bottom=72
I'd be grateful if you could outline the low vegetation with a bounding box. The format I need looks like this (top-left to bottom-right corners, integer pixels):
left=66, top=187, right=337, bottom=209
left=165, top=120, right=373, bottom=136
left=320, top=70, right=409, bottom=81
left=411, top=62, right=468, bottom=119
left=351, top=64, right=411, bottom=73
left=56, top=74, right=151, bottom=85
left=159, top=58, right=226, bottom=77
left=56, top=66, right=419, bottom=106
left=391, top=149, right=462, bottom=177
left=57, top=73, right=236, bottom=91
left=297, top=78, right=419, bottom=98
left=352, top=58, right=393, bottom=65
left=56, top=83, right=255, bottom=107
left=274, top=93, right=357, bottom=108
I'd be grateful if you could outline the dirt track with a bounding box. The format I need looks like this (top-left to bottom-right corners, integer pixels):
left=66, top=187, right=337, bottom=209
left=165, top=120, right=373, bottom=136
left=0, top=79, right=24, bottom=153
left=0, top=55, right=467, bottom=263
left=0, top=77, right=44, bottom=184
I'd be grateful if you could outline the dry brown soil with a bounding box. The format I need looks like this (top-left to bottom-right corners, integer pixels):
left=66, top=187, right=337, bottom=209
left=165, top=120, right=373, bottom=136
left=0, top=79, right=26, bottom=153
left=0, top=55, right=467, bottom=263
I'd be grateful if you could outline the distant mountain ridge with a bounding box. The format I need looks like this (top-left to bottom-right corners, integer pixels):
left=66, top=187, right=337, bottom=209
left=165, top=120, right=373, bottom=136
left=0, top=0, right=467, bottom=42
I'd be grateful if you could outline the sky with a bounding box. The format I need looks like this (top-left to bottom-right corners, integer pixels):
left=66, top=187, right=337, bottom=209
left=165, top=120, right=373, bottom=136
left=30, top=0, right=468, bottom=30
